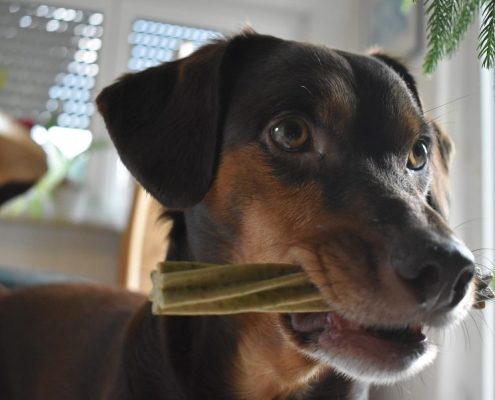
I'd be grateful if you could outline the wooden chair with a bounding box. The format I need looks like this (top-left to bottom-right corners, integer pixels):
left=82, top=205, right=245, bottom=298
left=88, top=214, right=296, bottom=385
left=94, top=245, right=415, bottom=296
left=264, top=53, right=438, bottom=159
left=119, top=184, right=171, bottom=292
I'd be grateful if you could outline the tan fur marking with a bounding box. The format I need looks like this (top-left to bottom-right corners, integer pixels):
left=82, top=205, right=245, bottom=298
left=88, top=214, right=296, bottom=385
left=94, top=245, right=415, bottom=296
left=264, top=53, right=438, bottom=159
left=204, top=140, right=460, bottom=395
left=207, top=146, right=426, bottom=326
left=233, top=313, right=326, bottom=400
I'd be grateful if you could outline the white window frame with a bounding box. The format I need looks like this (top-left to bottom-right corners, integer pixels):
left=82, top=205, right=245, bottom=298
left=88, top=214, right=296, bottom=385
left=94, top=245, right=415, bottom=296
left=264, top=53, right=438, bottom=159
left=480, top=64, right=494, bottom=400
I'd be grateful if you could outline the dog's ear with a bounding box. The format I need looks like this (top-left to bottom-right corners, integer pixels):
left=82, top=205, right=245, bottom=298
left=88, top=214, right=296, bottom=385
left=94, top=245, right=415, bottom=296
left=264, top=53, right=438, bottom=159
left=96, top=39, right=230, bottom=209
left=370, top=51, right=422, bottom=110
left=428, top=121, right=454, bottom=218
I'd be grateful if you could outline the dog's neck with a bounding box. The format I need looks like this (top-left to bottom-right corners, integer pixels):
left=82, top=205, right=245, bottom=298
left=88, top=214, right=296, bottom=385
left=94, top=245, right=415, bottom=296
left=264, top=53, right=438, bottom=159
left=131, top=210, right=369, bottom=400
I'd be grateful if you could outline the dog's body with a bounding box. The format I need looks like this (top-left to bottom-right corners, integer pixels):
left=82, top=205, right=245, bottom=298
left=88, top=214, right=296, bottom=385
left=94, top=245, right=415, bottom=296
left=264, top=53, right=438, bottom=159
left=0, top=33, right=478, bottom=400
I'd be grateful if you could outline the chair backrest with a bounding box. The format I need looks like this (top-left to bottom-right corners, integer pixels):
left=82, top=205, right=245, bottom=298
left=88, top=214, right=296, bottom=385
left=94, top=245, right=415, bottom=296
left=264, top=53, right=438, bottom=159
left=119, top=184, right=171, bottom=292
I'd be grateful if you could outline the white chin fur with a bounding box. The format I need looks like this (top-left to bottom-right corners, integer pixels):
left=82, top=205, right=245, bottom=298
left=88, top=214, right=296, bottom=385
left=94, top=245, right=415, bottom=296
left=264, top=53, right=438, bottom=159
left=311, top=342, right=438, bottom=385
left=305, top=288, right=474, bottom=385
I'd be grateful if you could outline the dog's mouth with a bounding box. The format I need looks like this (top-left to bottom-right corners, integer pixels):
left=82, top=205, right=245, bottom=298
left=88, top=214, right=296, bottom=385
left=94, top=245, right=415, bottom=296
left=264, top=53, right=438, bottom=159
left=285, top=311, right=435, bottom=384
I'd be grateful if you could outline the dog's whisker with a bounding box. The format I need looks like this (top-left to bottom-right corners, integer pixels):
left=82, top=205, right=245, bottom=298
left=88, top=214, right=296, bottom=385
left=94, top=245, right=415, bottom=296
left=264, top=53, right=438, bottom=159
left=473, top=261, right=495, bottom=274
left=471, top=247, right=495, bottom=253
left=468, top=313, right=483, bottom=342
left=300, top=85, right=314, bottom=97
left=461, top=320, right=472, bottom=352
left=426, top=113, right=453, bottom=127
left=424, top=94, right=471, bottom=114
left=451, top=217, right=482, bottom=231
left=471, top=307, right=495, bottom=340
left=472, top=252, right=495, bottom=270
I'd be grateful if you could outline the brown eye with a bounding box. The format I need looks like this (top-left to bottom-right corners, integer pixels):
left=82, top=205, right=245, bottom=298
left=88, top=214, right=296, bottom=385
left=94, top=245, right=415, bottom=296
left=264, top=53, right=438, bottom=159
left=270, top=118, right=310, bottom=151
left=407, top=139, right=429, bottom=170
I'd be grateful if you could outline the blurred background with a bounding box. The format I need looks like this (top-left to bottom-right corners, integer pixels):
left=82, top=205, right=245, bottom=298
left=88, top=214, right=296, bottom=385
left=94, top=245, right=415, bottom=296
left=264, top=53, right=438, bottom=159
left=0, top=0, right=493, bottom=399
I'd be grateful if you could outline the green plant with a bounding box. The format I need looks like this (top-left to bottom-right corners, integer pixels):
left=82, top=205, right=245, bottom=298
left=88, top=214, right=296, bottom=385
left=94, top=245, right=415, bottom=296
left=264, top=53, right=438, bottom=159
left=0, top=139, right=106, bottom=218
left=421, top=0, right=495, bottom=73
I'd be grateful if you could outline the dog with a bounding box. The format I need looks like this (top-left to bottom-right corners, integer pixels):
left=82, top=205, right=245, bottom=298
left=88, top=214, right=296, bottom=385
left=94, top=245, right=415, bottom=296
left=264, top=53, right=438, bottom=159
left=0, top=32, right=480, bottom=400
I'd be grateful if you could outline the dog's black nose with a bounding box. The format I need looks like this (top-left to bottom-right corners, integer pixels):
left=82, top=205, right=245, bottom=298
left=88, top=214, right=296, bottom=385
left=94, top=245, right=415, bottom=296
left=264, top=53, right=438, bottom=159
left=393, top=235, right=475, bottom=311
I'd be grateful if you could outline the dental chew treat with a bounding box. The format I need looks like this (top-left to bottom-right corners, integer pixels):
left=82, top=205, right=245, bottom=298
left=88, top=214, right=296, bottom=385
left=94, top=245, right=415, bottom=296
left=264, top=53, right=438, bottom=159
left=150, top=262, right=494, bottom=315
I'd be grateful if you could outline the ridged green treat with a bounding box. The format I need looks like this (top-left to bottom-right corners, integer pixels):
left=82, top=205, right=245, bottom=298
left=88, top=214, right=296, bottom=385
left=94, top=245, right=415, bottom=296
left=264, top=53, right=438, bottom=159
left=149, top=261, right=331, bottom=315
left=149, top=261, right=494, bottom=315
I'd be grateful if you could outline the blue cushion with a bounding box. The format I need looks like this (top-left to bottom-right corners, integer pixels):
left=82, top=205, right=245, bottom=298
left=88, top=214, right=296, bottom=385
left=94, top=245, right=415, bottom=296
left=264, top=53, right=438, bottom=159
left=0, top=266, right=92, bottom=289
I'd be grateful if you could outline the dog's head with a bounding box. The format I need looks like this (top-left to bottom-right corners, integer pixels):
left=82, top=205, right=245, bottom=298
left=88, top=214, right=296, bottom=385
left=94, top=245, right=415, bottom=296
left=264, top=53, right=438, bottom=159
left=97, top=33, right=475, bottom=385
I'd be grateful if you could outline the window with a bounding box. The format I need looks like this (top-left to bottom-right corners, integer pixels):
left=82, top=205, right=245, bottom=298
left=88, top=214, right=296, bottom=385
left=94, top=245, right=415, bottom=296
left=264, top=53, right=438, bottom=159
left=127, top=18, right=220, bottom=72
left=480, top=66, right=495, bottom=400
left=0, top=2, right=104, bottom=160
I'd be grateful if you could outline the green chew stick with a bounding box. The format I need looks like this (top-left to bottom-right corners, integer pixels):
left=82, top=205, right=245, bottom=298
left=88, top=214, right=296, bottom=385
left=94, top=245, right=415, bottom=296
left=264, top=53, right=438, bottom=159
left=149, top=261, right=494, bottom=315
left=152, top=271, right=308, bottom=308
left=150, top=261, right=331, bottom=315
left=152, top=284, right=328, bottom=315
left=155, top=262, right=303, bottom=288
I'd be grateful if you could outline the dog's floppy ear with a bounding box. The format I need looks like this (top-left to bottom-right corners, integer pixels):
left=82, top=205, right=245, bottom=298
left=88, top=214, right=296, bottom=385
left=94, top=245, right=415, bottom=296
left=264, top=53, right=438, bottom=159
left=370, top=51, right=422, bottom=110
left=428, top=121, right=454, bottom=218
left=96, top=39, right=230, bottom=209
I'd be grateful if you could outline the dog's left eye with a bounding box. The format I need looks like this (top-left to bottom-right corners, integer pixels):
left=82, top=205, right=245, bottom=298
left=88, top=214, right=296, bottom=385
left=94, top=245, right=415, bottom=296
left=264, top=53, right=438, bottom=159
left=407, top=139, right=429, bottom=170
left=270, top=118, right=310, bottom=151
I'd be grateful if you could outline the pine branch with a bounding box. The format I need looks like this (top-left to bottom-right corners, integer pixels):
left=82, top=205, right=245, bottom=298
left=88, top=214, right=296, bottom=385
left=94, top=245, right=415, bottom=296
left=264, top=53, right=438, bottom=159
left=423, top=0, right=455, bottom=73
left=478, top=0, right=495, bottom=68
left=445, top=0, right=480, bottom=55
left=421, top=0, right=495, bottom=73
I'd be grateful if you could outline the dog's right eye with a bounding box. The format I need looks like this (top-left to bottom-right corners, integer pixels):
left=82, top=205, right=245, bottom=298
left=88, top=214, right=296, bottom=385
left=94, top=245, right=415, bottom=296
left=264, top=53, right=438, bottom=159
left=407, top=139, right=429, bottom=170
left=270, top=118, right=310, bottom=151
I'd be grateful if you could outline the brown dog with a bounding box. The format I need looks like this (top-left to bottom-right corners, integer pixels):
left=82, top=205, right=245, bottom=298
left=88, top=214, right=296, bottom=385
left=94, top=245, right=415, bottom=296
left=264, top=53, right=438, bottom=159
left=0, top=32, right=477, bottom=400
